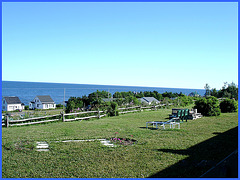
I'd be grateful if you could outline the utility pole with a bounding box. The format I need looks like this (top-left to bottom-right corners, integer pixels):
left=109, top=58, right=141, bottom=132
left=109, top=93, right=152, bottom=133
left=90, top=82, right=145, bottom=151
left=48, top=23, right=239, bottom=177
left=62, top=88, right=65, bottom=122
left=63, top=88, right=65, bottom=111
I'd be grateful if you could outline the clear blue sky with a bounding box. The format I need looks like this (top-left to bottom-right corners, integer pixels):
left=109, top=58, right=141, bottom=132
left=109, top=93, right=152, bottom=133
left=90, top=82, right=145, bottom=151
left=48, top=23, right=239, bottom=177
left=2, top=2, right=238, bottom=90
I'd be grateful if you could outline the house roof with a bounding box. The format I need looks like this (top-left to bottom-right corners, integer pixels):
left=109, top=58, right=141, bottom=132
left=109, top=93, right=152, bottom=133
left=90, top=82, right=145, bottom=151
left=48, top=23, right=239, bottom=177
left=36, top=95, right=55, bottom=103
left=141, top=97, right=160, bottom=103
left=3, top=96, right=23, bottom=104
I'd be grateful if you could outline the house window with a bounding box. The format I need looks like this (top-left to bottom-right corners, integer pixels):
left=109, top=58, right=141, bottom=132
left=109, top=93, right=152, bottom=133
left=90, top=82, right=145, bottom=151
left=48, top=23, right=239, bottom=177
left=3, top=100, right=5, bottom=104
left=37, top=104, right=39, bottom=107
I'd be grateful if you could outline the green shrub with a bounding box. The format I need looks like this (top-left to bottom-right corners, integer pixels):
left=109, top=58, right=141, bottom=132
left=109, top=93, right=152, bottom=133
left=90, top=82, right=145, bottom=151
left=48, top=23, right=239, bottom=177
left=220, top=98, right=238, bottom=113
left=56, top=104, right=64, bottom=108
left=107, top=102, right=119, bottom=117
left=194, top=96, right=221, bottom=116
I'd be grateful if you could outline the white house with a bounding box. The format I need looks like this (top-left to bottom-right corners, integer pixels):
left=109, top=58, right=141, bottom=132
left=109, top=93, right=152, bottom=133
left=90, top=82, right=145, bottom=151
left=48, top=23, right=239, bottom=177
left=2, top=96, right=25, bottom=111
left=139, top=97, right=160, bottom=105
left=29, top=95, right=56, bottom=110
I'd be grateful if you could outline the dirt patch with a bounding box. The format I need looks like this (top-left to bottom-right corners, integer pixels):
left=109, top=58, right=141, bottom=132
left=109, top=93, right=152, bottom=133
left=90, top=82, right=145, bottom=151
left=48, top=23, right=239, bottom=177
left=14, top=140, right=35, bottom=150
left=110, top=138, right=137, bottom=146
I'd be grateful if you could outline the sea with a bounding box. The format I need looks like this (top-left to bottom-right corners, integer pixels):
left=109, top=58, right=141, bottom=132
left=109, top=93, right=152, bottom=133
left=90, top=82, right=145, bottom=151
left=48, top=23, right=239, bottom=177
left=2, top=81, right=205, bottom=105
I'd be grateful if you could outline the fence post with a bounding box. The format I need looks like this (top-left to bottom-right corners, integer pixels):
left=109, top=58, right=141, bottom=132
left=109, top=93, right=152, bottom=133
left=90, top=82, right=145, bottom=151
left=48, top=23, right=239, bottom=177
left=62, top=111, right=65, bottom=122
left=98, top=109, right=100, bottom=119
left=5, top=115, right=9, bottom=128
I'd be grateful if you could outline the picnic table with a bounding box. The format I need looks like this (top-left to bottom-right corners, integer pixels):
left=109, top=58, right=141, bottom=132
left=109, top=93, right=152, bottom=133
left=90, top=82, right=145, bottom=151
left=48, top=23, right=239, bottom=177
left=146, top=121, right=166, bottom=129
left=146, top=118, right=180, bottom=129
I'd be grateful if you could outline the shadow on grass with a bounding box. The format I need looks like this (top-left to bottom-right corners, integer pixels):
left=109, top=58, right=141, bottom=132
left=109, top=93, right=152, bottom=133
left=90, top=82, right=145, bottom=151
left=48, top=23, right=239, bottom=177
left=148, top=126, right=238, bottom=178
left=139, top=127, right=158, bottom=130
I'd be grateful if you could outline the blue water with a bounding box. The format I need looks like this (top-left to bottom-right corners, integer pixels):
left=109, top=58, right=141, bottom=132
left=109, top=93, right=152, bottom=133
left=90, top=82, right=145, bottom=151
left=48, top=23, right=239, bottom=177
left=2, top=81, right=205, bottom=105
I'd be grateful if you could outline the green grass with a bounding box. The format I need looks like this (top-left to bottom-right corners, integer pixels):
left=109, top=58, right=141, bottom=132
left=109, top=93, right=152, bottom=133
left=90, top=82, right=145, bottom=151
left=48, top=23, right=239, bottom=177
left=2, top=108, right=238, bottom=178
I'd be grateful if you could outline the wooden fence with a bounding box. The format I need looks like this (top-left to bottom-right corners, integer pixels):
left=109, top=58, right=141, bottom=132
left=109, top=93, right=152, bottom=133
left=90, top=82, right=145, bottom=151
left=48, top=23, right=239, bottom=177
left=118, top=104, right=167, bottom=114
left=2, top=104, right=171, bottom=128
left=2, top=110, right=106, bottom=128
left=63, top=111, right=106, bottom=122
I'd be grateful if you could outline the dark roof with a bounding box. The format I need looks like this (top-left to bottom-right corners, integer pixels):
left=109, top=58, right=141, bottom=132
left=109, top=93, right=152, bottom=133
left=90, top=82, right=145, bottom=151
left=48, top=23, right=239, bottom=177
left=36, top=95, right=55, bottom=103
left=3, top=96, right=23, bottom=104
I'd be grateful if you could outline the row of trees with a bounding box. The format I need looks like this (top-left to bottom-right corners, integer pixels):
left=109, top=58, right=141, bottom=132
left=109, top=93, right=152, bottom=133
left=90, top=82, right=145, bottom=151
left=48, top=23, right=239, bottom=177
left=113, top=91, right=186, bottom=100
left=66, top=82, right=238, bottom=117
left=195, top=82, right=238, bottom=116
left=65, top=90, right=197, bottom=114
left=205, top=82, right=238, bottom=99
left=194, top=96, right=238, bottom=116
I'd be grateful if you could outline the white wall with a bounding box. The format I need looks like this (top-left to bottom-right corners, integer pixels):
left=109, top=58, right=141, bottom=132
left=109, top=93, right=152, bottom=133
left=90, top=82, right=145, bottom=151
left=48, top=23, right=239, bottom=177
left=6, top=104, right=24, bottom=111
left=43, top=103, right=56, bottom=109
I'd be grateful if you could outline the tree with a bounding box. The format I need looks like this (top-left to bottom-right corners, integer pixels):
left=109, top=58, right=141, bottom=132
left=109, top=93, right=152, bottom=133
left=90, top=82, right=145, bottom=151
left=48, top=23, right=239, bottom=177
left=178, top=95, right=192, bottom=106
left=113, top=98, right=124, bottom=106
left=124, top=95, right=139, bottom=105
left=135, top=91, right=144, bottom=98
left=107, top=102, right=119, bottom=116
left=113, top=92, right=122, bottom=98
left=226, top=82, right=238, bottom=99
left=204, top=83, right=211, bottom=97
left=194, top=96, right=221, bottom=116
left=66, top=100, right=75, bottom=113
left=210, top=88, right=218, bottom=97
left=218, top=82, right=238, bottom=99
left=220, top=98, right=238, bottom=113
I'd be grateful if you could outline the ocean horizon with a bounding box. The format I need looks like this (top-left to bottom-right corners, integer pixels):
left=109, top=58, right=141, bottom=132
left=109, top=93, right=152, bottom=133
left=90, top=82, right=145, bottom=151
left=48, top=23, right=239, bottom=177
left=2, top=81, right=205, bottom=105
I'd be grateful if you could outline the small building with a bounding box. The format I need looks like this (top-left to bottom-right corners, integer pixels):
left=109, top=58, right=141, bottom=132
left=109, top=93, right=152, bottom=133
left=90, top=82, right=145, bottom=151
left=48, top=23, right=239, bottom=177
left=188, top=91, right=200, bottom=97
left=139, top=97, right=160, bottom=105
left=29, top=95, right=56, bottom=110
left=2, top=96, right=25, bottom=111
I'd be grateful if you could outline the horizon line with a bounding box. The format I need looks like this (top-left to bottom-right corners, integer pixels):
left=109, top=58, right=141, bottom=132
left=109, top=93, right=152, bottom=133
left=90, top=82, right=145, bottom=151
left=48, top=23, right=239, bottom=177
left=2, top=80, right=206, bottom=90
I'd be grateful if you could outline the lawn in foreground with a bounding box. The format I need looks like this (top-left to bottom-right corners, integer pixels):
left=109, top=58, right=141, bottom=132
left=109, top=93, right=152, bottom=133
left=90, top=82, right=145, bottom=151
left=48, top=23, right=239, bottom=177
left=2, top=108, right=238, bottom=178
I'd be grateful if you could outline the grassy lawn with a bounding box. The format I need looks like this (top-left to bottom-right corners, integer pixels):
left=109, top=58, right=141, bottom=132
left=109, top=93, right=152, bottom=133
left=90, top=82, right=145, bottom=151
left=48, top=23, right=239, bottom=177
left=2, top=107, right=238, bottom=178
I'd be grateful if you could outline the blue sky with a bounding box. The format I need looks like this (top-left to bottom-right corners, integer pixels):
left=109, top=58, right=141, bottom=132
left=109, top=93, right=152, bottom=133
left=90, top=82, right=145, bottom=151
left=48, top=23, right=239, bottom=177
left=2, top=2, right=238, bottom=90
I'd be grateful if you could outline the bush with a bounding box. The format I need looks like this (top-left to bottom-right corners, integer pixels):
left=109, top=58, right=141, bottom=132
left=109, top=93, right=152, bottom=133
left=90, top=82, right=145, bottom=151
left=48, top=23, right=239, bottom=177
left=194, top=96, right=221, bottom=116
left=24, top=105, right=29, bottom=110
left=220, top=98, right=238, bottom=113
left=56, top=104, right=63, bottom=108
left=107, top=102, right=119, bottom=117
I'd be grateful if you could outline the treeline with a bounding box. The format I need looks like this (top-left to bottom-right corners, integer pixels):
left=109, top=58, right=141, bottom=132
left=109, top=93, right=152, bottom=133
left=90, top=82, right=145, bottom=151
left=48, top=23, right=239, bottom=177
left=65, top=90, right=197, bottom=113
left=194, top=96, right=238, bottom=116
left=205, top=82, right=238, bottom=99
left=195, top=82, right=238, bottom=116
left=113, top=91, right=186, bottom=99
left=66, top=82, right=238, bottom=116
